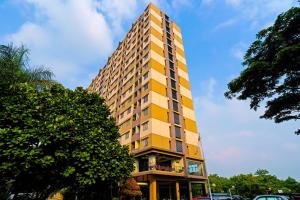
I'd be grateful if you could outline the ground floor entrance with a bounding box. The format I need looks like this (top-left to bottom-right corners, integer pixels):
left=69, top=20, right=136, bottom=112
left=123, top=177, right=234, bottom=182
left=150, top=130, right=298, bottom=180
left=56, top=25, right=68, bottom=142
left=137, top=175, right=207, bottom=200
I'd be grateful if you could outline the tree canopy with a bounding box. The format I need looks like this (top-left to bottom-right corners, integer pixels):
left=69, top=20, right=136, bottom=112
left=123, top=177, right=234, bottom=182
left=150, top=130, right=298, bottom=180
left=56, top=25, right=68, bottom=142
left=0, top=83, right=134, bottom=199
left=0, top=44, right=55, bottom=93
left=209, top=169, right=300, bottom=199
left=225, top=5, right=300, bottom=134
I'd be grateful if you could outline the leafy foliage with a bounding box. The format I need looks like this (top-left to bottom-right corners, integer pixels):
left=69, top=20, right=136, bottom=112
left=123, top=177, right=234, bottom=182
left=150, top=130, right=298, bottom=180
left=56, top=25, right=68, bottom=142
left=0, top=43, right=55, bottom=92
left=120, top=178, right=142, bottom=198
left=0, top=83, right=134, bottom=199
left=225, top=5, right=300, bottom=134
left=209, top=169, right=300, bottom=199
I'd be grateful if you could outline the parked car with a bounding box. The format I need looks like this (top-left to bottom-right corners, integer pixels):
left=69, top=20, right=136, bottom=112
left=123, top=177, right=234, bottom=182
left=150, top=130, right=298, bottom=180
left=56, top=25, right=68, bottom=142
left=232, top=195, right=243, bottom=200
left=193, top=196, right=211, bottom=200
left=212, top=193, right=232, bottom=200
left=253, top=195, right=290, bottom=200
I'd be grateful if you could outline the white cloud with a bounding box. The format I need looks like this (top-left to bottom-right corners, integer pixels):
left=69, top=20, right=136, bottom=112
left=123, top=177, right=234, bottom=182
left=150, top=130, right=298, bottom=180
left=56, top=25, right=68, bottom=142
left=195, top=78, right=300, bottom=178
left=7, top=0, right=115, bottom=88
left=213, top=0, right=296, bottom=31
left=231, top=42, right=247, bottom=60
left=5, top=0, right=194, bottom=88
left=202, top=0, right=214, bottom=5
left=225, top=0, right=240, bottom=7
left=97, top=0, right=138, bottom=35
left=213, top=18, right=237, bottom=31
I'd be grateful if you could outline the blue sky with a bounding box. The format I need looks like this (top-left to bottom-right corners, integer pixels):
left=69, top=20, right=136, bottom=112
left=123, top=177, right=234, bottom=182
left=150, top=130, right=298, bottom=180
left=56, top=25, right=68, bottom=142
left=1, top=0, right=299, bottom=180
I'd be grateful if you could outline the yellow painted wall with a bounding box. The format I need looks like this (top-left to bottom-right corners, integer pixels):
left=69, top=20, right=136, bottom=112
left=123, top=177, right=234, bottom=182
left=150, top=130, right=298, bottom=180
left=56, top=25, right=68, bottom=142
left=149, top=58, right=165, bottom=75
left=187, top=144, right=202, bottom=159
left=176, top=46, right=185, bottom=57
left=149, top=3, right=161, bottom=15
left=150, top=133, right=170, bottom=150
left=150, top=41, right=164, bottom=56
left=150, top=50, right=165, bottom=66
left=180, top=85, right=192, bottom=99
left=150, top=79, right=167, bottom=96
left=177, top=60, right=188, bottom=72
left=174, top=34, right=183, bottom=44
left=150, top=28, right=163, bottom=41
left=184, top=118, right=198, bottom=132
left=179, top=76, right=191, bottom=90
left=150, top=14, right=162, bottom=27
left=181, top=95, right=194, bottom=110
left=185, top=130, right=199, bottom=146
left=149, top=68, right=166, bottom=86
left=150, top=91, right=169, bottom=109
left=182, top=105, right=196, bottom=121
left=150, top=103, right=169, bottom=123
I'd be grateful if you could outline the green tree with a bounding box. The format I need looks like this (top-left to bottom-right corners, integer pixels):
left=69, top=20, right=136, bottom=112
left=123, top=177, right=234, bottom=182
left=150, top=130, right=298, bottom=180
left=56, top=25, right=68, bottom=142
left=0, top=84, right=134, bottom=199
left=0, top=44, right=55, bottom=92
left=225, top=5, right=300, bottom=134
left=209, top=174, right=231, bottom=193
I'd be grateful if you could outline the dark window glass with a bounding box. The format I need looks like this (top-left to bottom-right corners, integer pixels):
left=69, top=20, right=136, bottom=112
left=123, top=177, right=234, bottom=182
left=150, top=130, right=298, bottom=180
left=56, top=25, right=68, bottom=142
left=169, top=53, right=173, bottom=61
left=143, top=83, right=149, bottom=90
left=169, top=61, right=174, bottom=69
left=173, top=101, right=179, bottom=112
left=172, top=90, right=177, bottom=100
left=170, top=70, right=175, bottom=79
left=166, top=26, right=170, bottom=33
left=167, top=39, right=172, bottom=45
left=175, top=126, right=181, bottom=139
left=171, top=79, right=176, bottom=89
left=174, top=113, right=180, bottom=124
left=176, top=141, right=183, bottom=152
left=143, top=72, right=148, bottom=80
left=167, top=32, right=171, bottom=39
left=168, top=45, right=172, bottom=53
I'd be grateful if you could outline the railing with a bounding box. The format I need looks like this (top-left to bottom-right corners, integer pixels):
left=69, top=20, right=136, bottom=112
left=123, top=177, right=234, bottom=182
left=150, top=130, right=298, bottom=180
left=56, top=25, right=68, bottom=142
left=149, top=164, right=184, bottom=173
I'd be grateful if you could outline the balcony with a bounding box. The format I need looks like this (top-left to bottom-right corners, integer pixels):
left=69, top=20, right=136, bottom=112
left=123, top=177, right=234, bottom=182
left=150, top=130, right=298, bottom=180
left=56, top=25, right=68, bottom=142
left=136, top=154, right=184, bottom=175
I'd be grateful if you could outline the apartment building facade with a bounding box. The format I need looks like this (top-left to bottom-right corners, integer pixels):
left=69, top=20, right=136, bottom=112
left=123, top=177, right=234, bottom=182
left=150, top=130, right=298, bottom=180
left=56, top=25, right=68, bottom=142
left=88, top=3, right=207, bottom=200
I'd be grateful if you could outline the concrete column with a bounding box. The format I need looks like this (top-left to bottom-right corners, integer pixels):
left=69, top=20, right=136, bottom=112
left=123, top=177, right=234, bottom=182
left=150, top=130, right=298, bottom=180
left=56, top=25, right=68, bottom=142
left=150, top=177, right=157, bottom=200
left=176, top=181, right=180, bottom=200
left=189, top=182, right=193, bottom=200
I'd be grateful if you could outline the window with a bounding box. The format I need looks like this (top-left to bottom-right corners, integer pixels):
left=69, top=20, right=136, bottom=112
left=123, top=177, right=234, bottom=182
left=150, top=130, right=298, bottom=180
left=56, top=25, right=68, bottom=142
left=166, top=26, right=170, bottom=33
left=169, top=61, right=174, bottom=69
left=169, top=53, right=173, bottom=61
left=173, top=101, right=179, bottom=112
left=170, top=70, right=175, bottom=79
left=167, top=32, right=171, bottom=39
left=174, top=113, right=180, bottom=124
left=172, top=90, right=177, bottom=100
left=188, top=160, right=204, bottom=176
left=143, top=72, right=149, bottom=80
left=143, top=94, right=149, bottom=103
left=143, top=62, right=149, bottom=69
left=167, top=38, right=172, bottom=45
left=175, top=126, right=181, bottom=138
left=127, top=107, right=131, bottom=114
left=143, top=83, right=149, bottom=90
left=176, top=141, right=183, bottom=152
left=142, top=121, right=149, bottom=131
left=143, top=138, right=148, bottom=147
left=125, top=132, right=129, bottom=139
left=168, top=45, right=172, bottom=53
left=171, top=79, right=176, bottom=89
left=129, top=87, right=133, bottom=93
left=132, top=142, right=136, bottom=150
left=143, top=107, right=149, bottom=116
left=120, top=112, right=124, bottom=119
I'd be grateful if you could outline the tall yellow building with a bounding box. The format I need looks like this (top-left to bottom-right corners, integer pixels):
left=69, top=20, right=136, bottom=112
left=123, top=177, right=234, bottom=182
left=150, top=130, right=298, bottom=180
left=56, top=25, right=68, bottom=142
left=88, top=3, right=207, bottom=200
